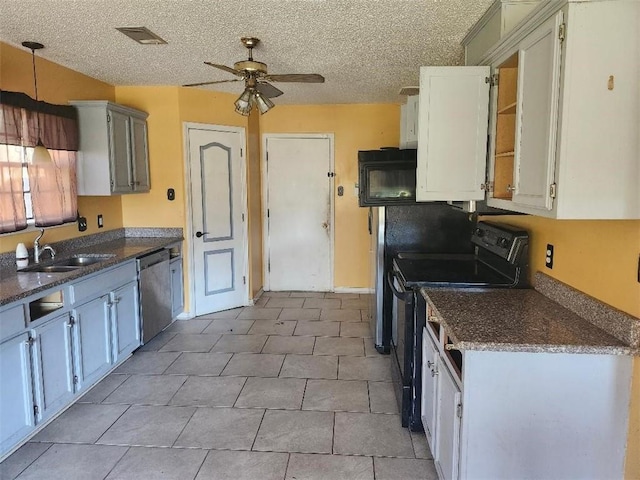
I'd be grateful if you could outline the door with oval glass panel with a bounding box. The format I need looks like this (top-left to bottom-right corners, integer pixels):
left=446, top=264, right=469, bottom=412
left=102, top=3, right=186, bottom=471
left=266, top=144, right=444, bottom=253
left=185, top=123, right=248, bottom=315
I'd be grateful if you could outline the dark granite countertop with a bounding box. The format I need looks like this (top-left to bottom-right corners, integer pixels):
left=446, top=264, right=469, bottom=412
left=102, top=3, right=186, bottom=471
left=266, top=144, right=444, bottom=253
left=0, top=236, right=182, bottom=307
left=421, top=287, right=636, bottom=355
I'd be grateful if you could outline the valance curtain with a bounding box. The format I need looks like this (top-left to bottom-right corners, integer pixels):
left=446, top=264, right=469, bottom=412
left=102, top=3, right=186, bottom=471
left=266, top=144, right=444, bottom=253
left=0, top=90, right=79, bottom=233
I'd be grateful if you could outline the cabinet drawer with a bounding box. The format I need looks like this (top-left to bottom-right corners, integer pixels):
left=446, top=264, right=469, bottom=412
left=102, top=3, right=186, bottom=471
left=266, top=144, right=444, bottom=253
left=70, top=262, right=137, bottom=305
left=0, top=304, right=27, bottom=341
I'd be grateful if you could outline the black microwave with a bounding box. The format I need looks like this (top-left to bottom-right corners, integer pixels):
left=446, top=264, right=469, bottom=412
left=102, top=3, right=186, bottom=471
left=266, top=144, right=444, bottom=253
left=358, top=148, right=417, bottom=206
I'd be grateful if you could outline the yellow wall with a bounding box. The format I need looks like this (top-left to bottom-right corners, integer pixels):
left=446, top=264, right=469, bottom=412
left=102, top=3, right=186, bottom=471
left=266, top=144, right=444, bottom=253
left=484, top=215, right=640, bottom=478
left=260, top=104, right=400, bottom=288
left=0, top=41, right=122, bottom=253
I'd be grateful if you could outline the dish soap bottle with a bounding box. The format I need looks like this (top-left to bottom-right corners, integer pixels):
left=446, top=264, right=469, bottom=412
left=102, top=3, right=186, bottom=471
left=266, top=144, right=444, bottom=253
left=16, top=243, right=29, bottom=269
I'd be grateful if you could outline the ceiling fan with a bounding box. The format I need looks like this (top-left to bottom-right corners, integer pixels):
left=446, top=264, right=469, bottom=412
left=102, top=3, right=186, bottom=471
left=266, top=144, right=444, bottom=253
left=183, top=37, right=325, bottom=115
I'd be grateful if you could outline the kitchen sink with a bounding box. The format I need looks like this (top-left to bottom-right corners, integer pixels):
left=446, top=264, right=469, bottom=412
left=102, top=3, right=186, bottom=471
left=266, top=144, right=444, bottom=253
left=20, top=264, right=81, bottom=273
left=55, top=254, right=115, bottom=266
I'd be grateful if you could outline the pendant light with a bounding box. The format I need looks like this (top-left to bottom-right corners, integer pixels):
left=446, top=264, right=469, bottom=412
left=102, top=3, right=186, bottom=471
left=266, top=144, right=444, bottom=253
left=22, top=41, right=52, bottom=165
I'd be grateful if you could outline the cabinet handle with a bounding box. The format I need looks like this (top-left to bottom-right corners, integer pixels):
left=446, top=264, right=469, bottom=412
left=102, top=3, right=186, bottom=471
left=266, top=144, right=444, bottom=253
left=431, top=368, right=439, bottom=377
left=427, top=360, right=434, bottom=368
left=112, top=297, right=121, bottom=304
left=506, top=185, right=516, bottom=192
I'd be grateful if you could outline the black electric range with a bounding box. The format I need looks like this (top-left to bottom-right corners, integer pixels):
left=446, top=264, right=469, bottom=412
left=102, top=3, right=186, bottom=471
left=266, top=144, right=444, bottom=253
left=388, top=221, right=529, bottom=431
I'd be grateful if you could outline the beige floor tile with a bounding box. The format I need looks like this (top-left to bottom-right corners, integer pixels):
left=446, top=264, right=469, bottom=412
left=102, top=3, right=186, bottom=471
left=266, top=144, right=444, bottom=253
left=248, top=319, right=297, bottom=336
left=262, top=291, right=291, bottom=297
left=263, top=335, right=315, bottom=354
left=169, top=376, right=246, bottom=407
left=77, top=374, right=129, bottom=403
left=368, top=381, right=399, bottom=414
left=253, top=410, right=334, bottom=454
left=279, top=308, right=321, bottom=321
left=302, top=379, right=369, bottom=412
left=238, top=307, right=282, bottom=320
left=320, top=309, right=362, bottom=322
left=334, top=412, right=414, bottom=457
left=159, top=334, right=221, bottom=353
left=196, top=450, right=289, bottom=480
left=199, top=307, right=243, bottom=319
left=294, top=321, right=340, bottom=337
left=264, top=297, right=305, bottom=308
left=201, top=318, right=254, bottom=335
left=174, top=407, right=264, bottom=450
left=164, top=319, right=212, bottom=334
left=279, top=354, right=338, bottom=379
left=314, top=337, right=364, bottom=356
left=209, top=334, right=268, bottom=353
left=103, top=375, right=187, bottom=405
left=325, top=293, right=361, bottom=299
left=114, top=351, right=181, bottom=374
left=340, top=299, right=370, bottom=310
left=286, top=453, right=374, bottom=480
left=411, top=431, right=434, bottom=460
left=221, top=353, right=285, bottom=377
left=137, top=331, right=176, bottom=352
left=289, top=291, right=326, bottom=298
left=340, top=322, right=373, bottom=338
left=374, top=457, right=438, bottom=480
left=338, top=356, right=392, bottom=381
left=0, top=442, right=51, bottom=480
left=303, top=298, right=341, bottom=310
left=105, top=446, right=207, bottom=480
left=163, top=352, right=232, bottom=376
left=235, top=377, right=306, bottom=409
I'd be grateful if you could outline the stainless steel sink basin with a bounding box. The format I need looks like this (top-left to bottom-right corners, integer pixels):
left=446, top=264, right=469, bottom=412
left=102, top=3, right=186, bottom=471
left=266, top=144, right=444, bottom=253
left=20, top=265, right=80, bottom=273
left=56, top=255, right=115, bottom=266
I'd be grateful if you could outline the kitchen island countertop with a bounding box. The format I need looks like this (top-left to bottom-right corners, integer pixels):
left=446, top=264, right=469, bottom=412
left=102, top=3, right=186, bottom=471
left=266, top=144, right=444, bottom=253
left=421, top=287, right=637, bottom=355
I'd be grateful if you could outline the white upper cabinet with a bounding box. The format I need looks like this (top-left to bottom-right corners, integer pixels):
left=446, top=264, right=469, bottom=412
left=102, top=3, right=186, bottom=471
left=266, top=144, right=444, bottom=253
left=420, top=0, right=639, bottom=219
left=416, top=67, right=490, bottom=202
left=71, top=101, right=150, bottom=196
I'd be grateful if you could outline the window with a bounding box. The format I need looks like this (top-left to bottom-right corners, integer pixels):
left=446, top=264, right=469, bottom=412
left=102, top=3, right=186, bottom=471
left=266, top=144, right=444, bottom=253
left=0, top=91, right=79, bottom=234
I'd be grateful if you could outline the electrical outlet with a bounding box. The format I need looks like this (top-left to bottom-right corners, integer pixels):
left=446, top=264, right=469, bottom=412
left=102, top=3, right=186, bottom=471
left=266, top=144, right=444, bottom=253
left=97, top=214, right=103, bottom=228
left=545, top=244, right=554, bottom=269
left=78, top=216, right=87, bottom=232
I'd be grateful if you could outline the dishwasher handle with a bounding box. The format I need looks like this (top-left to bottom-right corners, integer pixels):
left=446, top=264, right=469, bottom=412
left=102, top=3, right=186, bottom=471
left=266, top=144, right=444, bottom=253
left=137, top=249, right=170, bottom=270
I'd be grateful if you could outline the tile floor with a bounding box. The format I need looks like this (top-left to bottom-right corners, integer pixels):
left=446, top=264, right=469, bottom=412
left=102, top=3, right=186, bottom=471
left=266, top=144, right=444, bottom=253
left=0, top=292, right=437, bottom=480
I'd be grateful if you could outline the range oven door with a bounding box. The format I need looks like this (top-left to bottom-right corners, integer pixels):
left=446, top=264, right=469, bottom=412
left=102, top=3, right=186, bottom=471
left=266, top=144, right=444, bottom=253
left=388, top=269, right=414, bottom=428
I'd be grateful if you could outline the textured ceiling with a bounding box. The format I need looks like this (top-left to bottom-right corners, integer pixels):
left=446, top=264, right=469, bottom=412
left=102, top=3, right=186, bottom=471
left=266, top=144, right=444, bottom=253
left=0, top=0, right=493, bottom=104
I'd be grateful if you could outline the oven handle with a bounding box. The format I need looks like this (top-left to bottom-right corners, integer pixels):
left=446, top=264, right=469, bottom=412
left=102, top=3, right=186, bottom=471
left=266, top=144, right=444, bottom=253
left=387, top=269, right=408, bottom=300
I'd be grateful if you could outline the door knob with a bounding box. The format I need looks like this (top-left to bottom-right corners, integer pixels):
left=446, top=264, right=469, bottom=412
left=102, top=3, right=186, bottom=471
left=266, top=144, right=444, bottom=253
left=195, top=231, right=208, bottom=238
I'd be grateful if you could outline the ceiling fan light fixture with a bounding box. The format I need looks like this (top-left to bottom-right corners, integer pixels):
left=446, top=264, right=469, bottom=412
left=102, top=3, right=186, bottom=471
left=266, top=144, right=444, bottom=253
left=254, top=91, right=274, bottom=115
left=234, top=88, right=254, bottom=116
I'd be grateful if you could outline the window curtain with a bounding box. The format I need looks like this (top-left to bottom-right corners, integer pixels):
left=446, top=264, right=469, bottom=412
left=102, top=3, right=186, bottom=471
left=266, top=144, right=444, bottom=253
left=0, top=103, right=28, bottom=233
left=0, top=90, right=79, bottom=232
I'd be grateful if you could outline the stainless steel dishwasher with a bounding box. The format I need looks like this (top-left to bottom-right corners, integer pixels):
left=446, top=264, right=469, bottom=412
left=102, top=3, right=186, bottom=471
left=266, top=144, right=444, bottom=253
left=137, top=249, right=172, bottom=343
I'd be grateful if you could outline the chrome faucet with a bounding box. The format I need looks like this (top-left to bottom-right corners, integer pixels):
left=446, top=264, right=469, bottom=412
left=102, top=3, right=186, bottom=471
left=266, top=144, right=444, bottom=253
left=34, top=228, right=56, bottom=263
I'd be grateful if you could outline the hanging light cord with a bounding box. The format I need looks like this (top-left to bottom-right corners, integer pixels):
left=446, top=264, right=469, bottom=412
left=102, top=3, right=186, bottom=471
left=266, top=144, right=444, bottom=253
left=30, top=48, right=39, bottom=102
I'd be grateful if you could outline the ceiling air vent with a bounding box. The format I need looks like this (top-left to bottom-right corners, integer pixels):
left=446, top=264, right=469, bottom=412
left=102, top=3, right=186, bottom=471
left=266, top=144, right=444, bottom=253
left=116, top=27, right=167, bottom=45
left=399, top=86, right=419, bottom=96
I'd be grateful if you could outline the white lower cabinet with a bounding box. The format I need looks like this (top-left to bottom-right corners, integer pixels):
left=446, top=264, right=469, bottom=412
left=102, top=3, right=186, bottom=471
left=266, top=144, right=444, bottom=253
left=31, top=313, right=76, bottom=422
left=72, top=295, right=112, bottom=390
left=0, top=333, right=35, bottom=452
left=0, top=260, right=142, bottom=460
left=111, top=281, right=140, bottom=363
left=421, top=324, right=633, bottom=480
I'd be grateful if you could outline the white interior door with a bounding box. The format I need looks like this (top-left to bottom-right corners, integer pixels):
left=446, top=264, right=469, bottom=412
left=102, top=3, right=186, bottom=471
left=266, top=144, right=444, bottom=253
left=186, top=123, right=248, bottom=315
left=263, top=135, right=333, bottom=291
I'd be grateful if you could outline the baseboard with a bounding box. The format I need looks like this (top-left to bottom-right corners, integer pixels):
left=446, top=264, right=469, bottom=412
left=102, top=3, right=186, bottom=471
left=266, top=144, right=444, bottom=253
left=333, top=287, right=373, bottom=294
left=176, top=311, right=194, bottom=320
left=250, top=288, right=264, bottom=306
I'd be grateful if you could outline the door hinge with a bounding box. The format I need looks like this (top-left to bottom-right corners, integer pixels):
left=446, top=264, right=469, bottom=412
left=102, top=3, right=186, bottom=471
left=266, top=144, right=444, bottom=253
left=33, top=404, right=39, bottom=417
left=327, top=172, right=336, bottom=178
left=241, top=213, right=245, bottom=222
left=456, top=403, right=463, bottom=418
left=240, top=148, right=243, bottom=157
left=68, top=315, right=76, bottom=326
left=549, top=182, right=557, bottom=199
left=267, top=209, right=270, bottom=218
left=243, top=276, right=246, bottom=285
left=485, top=74, right=498, bottom=86
left=107, top=113, right=111, bottom=123
left=558, top=23, right=566, bottom=42
left=266, top=152, right=269, bottom=161
left=268, top=261, right=271, bottom=272
left=73, top=375, right=79, bottom=385
left=27, top=336, right=35, bottom=346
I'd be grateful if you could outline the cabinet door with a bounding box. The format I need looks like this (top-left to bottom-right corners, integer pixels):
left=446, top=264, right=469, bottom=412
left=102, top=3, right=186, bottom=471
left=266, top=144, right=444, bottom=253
left=108, top=109, right=133, bottom=194
left=416, top=67, right=490, bottom=202
left=405, top=95, right=419, bottom=149
left=421, top=328, right=439, bottom=454
left=130, top=116, right=150, bottom=192
left=435, top=365, right=462, bottom=480
left=0, top=333, right=35, bottom=454
left=170, top=258, right=184, bottom=319
left=112, top=281, right=140, bottom=363
left=32, top=313, right=75, bottom=421
left=512, top=12, right=563, bottom=210
left=72, top=296, right=112, bottom=390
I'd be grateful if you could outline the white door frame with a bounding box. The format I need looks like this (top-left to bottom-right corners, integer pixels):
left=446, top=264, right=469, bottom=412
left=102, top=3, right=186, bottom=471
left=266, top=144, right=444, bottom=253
left=183, top=122, right=250, bottom=317
left=261, top=133, right=335, bottom=292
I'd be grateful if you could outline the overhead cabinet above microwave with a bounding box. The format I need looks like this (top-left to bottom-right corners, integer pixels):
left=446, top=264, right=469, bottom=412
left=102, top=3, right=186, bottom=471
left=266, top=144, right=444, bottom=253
left=71, top=101, right=150, bottom=196
left=416, top=0, right=639, bottom=219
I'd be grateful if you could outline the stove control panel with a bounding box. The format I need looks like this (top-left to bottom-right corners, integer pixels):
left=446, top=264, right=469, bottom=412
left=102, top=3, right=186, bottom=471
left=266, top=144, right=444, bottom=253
left=472, top=221, right=529, bottom=264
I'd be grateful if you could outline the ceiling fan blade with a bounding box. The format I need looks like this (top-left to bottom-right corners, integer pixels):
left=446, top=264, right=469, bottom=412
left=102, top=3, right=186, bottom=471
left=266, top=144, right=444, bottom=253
left=182, top=78, right=242, bottom=87
left=204, top=62, right=243, bottom=76
left=256, top=82, right=284, bottom=98
left=264, top=73, right=325, bottom=83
